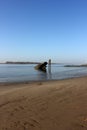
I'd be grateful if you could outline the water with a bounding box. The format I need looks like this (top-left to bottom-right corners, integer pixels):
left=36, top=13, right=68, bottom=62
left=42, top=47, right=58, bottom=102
left=0, top=64, right=87, bottom=83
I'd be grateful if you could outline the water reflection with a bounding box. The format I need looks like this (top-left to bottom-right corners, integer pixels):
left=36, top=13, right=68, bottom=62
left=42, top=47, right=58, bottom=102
left=48, top=64, right=52, bottom=79
left=37, top=70, right=48, bottom=80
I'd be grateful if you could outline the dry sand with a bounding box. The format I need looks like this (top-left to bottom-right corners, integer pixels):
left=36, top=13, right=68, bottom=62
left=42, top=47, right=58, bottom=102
left=0, top=77, right=87, bottom=130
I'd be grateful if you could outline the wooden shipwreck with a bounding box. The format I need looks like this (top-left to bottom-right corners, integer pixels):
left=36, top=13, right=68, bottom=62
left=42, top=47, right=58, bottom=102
left=35, top=62, right=48, bottom=72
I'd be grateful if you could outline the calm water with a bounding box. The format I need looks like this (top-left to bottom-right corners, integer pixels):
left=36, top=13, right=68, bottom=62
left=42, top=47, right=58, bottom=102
left=0, top=64, right=87, bottom=83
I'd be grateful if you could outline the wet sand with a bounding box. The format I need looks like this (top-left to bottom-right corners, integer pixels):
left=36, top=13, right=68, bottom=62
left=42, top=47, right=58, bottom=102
left=0, top=77, right=87, bottom=130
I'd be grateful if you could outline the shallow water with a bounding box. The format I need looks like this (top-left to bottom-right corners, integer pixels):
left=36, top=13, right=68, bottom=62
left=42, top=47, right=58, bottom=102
left=0, top=64, right=87, bottom=82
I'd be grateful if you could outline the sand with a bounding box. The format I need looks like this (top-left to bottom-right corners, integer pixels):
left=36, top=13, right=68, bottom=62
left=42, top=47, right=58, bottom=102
left=0, top=77, right=87, bottom=130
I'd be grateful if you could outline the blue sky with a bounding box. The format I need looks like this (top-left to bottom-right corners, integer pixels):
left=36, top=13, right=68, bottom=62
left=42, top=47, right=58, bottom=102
left=0, top=0, right=87, bottom=63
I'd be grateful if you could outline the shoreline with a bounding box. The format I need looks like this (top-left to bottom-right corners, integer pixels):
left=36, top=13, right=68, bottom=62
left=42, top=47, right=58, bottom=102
left=0, top=75, right=87, bottom=86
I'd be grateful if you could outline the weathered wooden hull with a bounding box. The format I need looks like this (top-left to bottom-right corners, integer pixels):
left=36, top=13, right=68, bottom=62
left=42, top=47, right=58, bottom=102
left=34, top=62, right=47, bottom=72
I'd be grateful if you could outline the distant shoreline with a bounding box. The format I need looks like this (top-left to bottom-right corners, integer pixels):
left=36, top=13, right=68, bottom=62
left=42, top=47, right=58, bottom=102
left=0, top=61, right=40, bottom=64
left=0, top=62, right=59, bottom=64
left=0, top=62, right=87, bottom=66
left=64, top=64, right=87, bottom=67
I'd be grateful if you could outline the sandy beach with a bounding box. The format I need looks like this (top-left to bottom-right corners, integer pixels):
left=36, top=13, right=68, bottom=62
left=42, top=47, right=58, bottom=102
left=0, top=77, right=87, bottom=130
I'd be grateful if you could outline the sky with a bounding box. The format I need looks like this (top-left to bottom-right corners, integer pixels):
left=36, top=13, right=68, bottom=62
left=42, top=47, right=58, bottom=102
left=0, top=0, right=87, bottom=63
